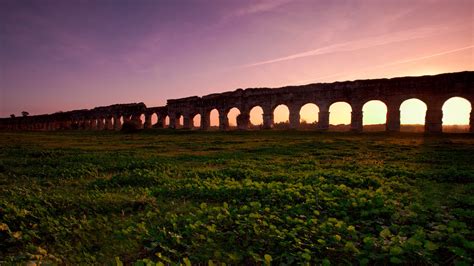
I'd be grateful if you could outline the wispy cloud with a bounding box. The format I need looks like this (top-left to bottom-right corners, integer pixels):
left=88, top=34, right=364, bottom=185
left=371, top=45, right=474, bottom=70
left=242, top=25, right=457, bottom=68
left=231, top=0, right=293, bottom=17
left=297, top=45, right=474, bottom=84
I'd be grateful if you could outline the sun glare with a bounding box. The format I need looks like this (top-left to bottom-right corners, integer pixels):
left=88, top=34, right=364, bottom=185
left=442, top=97, right=471, bottom=125
left=363, top=100, right=387, bottom=125
left=400, top=98, right=427, bottom=125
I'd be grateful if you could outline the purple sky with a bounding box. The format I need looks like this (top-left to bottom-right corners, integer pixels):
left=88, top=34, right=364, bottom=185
left=1, top=0, right=473, bottom=117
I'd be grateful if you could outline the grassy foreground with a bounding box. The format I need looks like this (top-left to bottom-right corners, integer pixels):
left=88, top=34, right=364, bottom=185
left=0, top=130, right=473, bottom=265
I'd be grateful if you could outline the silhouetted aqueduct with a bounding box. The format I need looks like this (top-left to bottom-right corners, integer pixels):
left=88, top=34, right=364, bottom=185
left=1, top=71, right=473, bottom=133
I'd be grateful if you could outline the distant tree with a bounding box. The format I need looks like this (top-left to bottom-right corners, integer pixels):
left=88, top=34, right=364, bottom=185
left=21, top=111, right=29, bottom=117
left=10, top=114, right=15, bottom=118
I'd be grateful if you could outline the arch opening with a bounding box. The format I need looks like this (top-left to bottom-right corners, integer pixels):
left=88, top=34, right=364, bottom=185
left=176, top=114, right=183, bottom=128
left=140, top=114, right=145, bottom=128
left=442, top=97, right=471, bottom=133
left=300, top=103, right=319, bottom=129
left=329, top=102, right=351, bottom=131
left=227, top=107, right=240, bottom=129
left=210, top=109, right=219, bottom=128
left=193, top=114, right=201, bottom=129
left=249, top=106, right=264, bottom=129
left=151, top=113, right=158, bottom=126
left=363, top=100, right=387, bottom=131
left=400, top=98, right=427, bottom=132
left=273, top=104, right=289, bottom=129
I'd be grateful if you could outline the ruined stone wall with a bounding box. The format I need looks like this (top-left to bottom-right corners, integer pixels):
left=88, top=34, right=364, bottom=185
left=1, top=71, right=473, bottom=133
left=165, top=71, right=474, bottom=133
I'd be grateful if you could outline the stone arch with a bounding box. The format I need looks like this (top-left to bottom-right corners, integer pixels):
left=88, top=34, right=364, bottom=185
left=329, top=101, right=352, bottom=131
left=164, top=115, right=170, bottom=127
left=140, top=114, right=146, bottom=129
left=400, top=98, right=427, bottom=132
left=192, top=113, right=201, bottom=129
left=299, top=103, right=319, bottom=128
left=210, top=108, right=219, bottom=128
left=227, top=107, right=240, bottom=128
left=98, top=117, right=106, bottom=130
left=176, top=114, right=184, bottom=128
left=151, top=113, right=158, bottom=125
left=362, top=100, right=387, bottom=131
left=105, top=115, right=114, bottom=130
left=249, top=106, right=264, bottom=128
left=273, top=104, right=290, bottom=129
left=442, top=97, right=472, bottom=133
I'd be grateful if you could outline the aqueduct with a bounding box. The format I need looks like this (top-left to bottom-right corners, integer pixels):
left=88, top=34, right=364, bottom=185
left=1, top=71, right=473, bottom=133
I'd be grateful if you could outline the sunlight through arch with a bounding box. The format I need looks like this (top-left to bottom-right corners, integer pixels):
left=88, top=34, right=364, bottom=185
left=177, top=114, right=184, bottom=128
left=400, top=99, right=427, bottom=131
left=140, top=114, right=145, bottom=128
left=300, top=103, right=319, bottom=124
left=329, top=102, right=351, bottom=129
left=151, top=113, right=158, bottom=126
left=164, top=116, right=170, bottom=127
left=442, top=97, right=471, bottom=125
left=250, top=106, right=263, bottom=126
left=363, top=100, right=387, bottom=131
left=193, top=114, right=201, bottom=128
left=273, top=104, right=289, bottom=124
left=442, top=97, right=471, bottom=132
left=210, top=109, right=219, bottom=127
left=227, top=107, right=240, bottom=127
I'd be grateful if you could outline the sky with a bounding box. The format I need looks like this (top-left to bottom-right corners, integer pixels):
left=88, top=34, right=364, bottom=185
left=0, top=0, right=473, bottom=125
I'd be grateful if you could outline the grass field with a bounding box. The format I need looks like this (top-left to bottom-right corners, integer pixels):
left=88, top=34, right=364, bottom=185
left=1, top=130, right=473, bottom=265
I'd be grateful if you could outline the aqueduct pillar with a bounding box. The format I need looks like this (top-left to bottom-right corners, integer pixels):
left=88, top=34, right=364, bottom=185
left=98, top=118, right=105, bottom=130
left=386, top=102, right=401, bottom=132
left=113, top=116, right=121, bottom=130
left=350, top=104, right=363, bottom=132
left=425, top=100, right=443, bottom=133
left=219, top=109, right=229, bottom=130
left=156, top=116, right=165, bottom=128
left=237, top=113, right=250, bottom=130
left=470, top=110, right=474, bottom=133
left=90, top=119, right=97, bottom=130
left=200, top=111, right=210, bottom=130
left=262, top=113, right=273, bottom=129
left=105, top=117, right=113, bottom=130
left=144, top=114, right=152, bottom=129
left=317, top=104, right=330, bottom=131
left=183, top=114, right=192, bottom=129
left=289, top=105, right=300, bottom=129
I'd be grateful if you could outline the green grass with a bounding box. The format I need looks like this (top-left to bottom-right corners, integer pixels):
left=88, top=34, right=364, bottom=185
left=0, top=130, right=473, bottom=264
